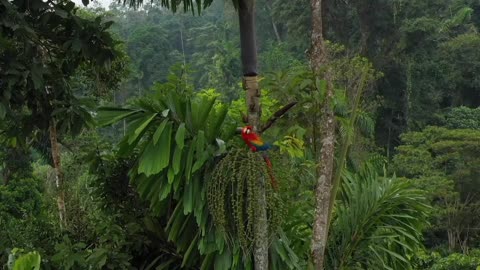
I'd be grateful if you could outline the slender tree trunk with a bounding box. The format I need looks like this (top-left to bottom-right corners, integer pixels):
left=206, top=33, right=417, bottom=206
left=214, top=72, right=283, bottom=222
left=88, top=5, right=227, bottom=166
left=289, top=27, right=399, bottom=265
left=310, top=0, right=337, bottom=269
left=238, top=1, right=267, bottom=269
left=355, top=0, right=373, bottom=56
left=311, top=78, right=335, bottom=270
left=271, top=20, right=281, bottom=43
left=265, top=0, right=281, bottom=43
left=49, top=119, right=67, bottom=229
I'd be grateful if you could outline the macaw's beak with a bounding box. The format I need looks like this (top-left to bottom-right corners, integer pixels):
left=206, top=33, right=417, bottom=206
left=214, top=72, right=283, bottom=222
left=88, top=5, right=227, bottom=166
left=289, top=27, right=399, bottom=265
left=236, top=127, right=244, bottom=134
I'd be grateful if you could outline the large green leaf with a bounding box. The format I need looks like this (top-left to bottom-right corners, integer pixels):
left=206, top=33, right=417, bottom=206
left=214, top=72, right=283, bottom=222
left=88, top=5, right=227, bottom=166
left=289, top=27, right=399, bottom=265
left=214, top=249, right=232, bottom=270
left=206, top=104, right=228, bottom=142
left=153, top=119, right=169, bottom=145
left=175, top=123, right=186, bottom=149
left=182, top=233, right=199, bottom=267
left=13, top=251, right=41, bottom=270
left=192, top=152, right=209, bottom=174
left=159, top=180, right=172, bottom=201
left=116, top=113, right=153, bottom=156
left=172, top=145, right=182, bottom=175
left=168, top=209, right=189, bottom=242
left=96, top=107, right=140, bottom=126
left=138, top=122, right=172, bottom=176
left=137, top=176, right=158, bottom=200
left=124, top=113, right=154, bottom=144
left=185, top=100, right=193, bottom=133
left=162, top=91, right=185, bottom=121
left=135, top=112, right=158, bottom=135
left=185, top=141, right=195, bottom=182
left=192, top=97, right=216, bottom=130
left=183, top=182, right=194, bottom=214
left=130, top=113, right=157, bottom=144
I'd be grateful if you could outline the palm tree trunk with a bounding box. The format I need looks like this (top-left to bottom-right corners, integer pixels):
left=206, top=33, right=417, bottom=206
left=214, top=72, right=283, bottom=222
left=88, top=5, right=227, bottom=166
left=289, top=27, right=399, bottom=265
left=238, top=1, right=267, bottom=269
left=49, top=119, right=67, bottom=229
left=310, top=0, right=336, bottom=269
left=238, top=0, right=258, bottom=77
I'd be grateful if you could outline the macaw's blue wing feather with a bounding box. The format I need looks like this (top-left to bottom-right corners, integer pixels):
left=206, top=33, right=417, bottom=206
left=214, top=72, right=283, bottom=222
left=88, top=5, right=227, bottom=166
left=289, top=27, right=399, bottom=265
left=253, top=142, right=271, bottom=151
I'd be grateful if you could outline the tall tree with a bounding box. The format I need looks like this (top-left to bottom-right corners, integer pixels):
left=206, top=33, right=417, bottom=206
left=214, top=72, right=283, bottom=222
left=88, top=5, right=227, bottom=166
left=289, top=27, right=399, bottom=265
left=0, top=0, right=120, bottom=227
left=309, top=0, right=337, bottom=269
left=237, top=0, right=269, bottom=268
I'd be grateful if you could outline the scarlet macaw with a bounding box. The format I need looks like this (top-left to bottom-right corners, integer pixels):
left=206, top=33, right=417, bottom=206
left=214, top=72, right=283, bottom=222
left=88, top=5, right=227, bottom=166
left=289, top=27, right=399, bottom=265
left=239, top=126, right=278, bottom=190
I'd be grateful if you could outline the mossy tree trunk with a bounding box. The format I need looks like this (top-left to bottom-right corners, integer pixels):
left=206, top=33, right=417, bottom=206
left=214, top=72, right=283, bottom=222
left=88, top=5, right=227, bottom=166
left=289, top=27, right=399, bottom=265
left=49, top=119, right=67, bottom=229
left=310, top=0, right=336, bottom=269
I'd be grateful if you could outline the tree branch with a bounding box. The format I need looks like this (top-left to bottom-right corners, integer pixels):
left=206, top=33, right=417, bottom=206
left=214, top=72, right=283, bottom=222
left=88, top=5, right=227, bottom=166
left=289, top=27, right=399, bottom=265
left=259, top=101, right=297, bottom=133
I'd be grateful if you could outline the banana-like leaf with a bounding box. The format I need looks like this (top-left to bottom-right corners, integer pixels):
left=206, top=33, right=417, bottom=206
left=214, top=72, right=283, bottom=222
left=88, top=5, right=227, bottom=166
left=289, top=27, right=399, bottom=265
left=134, top=113, right=157, bottom=136
left=127, top=113, right=156, bottom=144
left=172, top=145, right=182, bottom=175
left=214, top=248, right=232, bottom=270
left=206, top=104, right=228, bottom=142
left=195, top=130, right=206, bottom=157
left=175, top=123, right=186, bottom=149
left=138, top=122, right=172, bottom=176
left=192, top=96, right=216, bottom=131
left=159, top=180, right=172, bottom=201
left=185, top=142, right=195, bottom=182
left=136, top=176, right=157, bottom=200
left=183, top=182, right=194, bottom=215
left=167, top=167, right=175, bottom=184
left=200, top=253, right=214, bottom=270
left=182, top=233, right=200, bottom=267
left=185, top=100, right=193, bottom=133
left=153, top=119, right=169, bottom=145
left=96, top=107, right=140, bottom=126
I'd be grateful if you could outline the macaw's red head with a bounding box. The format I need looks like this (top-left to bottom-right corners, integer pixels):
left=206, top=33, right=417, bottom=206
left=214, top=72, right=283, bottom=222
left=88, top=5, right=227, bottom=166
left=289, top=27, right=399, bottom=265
left=241, top=126, right=253, bottom=135
left=239, top=125, right=258, bottom=141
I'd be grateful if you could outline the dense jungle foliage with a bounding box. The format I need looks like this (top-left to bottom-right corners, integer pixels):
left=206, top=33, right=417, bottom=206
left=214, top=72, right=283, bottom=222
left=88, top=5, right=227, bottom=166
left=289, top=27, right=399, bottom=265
left=1, top=0, right=480, bottom=269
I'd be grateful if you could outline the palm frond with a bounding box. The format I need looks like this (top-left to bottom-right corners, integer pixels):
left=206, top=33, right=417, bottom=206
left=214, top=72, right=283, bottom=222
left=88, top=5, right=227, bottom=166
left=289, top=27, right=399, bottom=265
left=121, top=0, right=215, bottom=14
left=356, top=110, right=375, bottom=138
left=327, top=164, right=430, bottom=269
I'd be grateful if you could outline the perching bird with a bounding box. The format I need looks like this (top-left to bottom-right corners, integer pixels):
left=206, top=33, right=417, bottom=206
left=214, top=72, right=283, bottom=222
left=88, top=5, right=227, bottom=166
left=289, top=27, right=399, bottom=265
left=238, top=126, right=278, bottom=190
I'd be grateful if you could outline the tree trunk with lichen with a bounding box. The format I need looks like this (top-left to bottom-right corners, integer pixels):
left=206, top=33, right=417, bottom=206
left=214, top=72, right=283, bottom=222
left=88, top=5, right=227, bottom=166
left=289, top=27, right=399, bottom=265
left=238, top=0, right=268, bottom=269
left=49, top=119, right=67, bottom=229
left=310, top=0, right=337, bottom=269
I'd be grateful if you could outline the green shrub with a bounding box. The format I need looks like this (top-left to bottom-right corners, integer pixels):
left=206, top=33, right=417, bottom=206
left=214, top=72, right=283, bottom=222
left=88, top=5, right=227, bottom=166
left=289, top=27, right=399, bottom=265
left=6, top=248, right=41, bottom=270
left=415, top=249, right=480, bottom=270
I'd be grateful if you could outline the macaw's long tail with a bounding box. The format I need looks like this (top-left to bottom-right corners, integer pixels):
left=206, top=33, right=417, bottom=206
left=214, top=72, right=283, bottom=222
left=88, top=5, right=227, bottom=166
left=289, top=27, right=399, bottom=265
left=262, top=153, right=278, bottom=191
